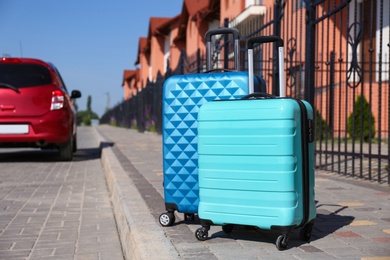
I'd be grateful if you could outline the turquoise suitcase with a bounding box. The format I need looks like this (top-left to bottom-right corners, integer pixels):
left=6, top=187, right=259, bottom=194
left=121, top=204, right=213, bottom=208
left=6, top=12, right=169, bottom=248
left=195, top=36, right=316, bottom=250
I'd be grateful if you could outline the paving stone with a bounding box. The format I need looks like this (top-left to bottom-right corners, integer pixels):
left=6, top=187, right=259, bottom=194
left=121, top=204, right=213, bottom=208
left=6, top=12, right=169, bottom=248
left=372, top=237, right=390, bottom=243
left=299, top=245, right=324, bottom=253
left=350, top=220, right=377, bottom=226
left=333, top=231, right=362, bottom=238
left=0, top=241, right=13, bottom=250
left=12, top=240, right=36, bottom=250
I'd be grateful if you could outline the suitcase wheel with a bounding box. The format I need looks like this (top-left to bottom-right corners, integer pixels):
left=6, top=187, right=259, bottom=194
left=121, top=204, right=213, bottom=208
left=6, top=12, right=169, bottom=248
left=299, top=223, right=314, bottom=242
left=276, top=234, right=288, bottom=251
left=222, top=224, right=234, bottom=234
left=159, top=212, right=175, bottom=227
left=195, top=227, right=208, bottom=241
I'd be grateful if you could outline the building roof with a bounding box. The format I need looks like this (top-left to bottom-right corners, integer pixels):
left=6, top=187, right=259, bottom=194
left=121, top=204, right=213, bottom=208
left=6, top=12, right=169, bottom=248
left=148, top=17, right=172, bottom=38
left=175, top=0, right=211, bottom=42
left=185, top=0, right=209, bottom=17
left=156, top=14, right=181, bottom=35
left=122, top=70, right=137, bottom=86
left=142, top=17, right=177, bottom=55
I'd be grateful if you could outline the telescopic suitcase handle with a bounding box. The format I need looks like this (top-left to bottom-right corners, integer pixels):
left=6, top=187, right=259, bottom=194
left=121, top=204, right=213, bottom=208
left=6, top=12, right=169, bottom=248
left=205, top=28, right=240, bottom=71
left=247, top=36, right=285, bottom=97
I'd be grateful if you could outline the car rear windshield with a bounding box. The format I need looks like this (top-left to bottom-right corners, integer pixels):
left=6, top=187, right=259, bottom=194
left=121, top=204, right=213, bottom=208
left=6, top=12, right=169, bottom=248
left=0, top=64, right=52, bottom=88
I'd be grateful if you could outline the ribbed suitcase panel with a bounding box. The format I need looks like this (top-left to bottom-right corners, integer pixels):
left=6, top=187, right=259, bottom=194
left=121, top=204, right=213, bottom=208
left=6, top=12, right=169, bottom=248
left=199, top=189, right=300, bottom=228
left=199, top=156, right=297, bottom=191
left=197, top=98, right=309, bottom=227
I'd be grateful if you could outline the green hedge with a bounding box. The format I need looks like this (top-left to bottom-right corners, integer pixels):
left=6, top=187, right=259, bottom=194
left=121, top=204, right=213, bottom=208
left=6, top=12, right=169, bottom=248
left=347, top=95, right=376, bottom=142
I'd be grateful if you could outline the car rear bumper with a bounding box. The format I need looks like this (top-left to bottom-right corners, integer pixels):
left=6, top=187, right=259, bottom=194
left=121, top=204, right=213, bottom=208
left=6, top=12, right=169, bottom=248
left=0, top=112, right=72, bottom=147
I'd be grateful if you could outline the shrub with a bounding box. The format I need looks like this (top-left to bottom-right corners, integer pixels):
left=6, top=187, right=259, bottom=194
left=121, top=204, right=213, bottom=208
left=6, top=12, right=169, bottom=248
left=83, top=116, right=91, bottom=126
left=347, top=95, right=375, bottom=142
left=77, top=110, right=99, bottom=125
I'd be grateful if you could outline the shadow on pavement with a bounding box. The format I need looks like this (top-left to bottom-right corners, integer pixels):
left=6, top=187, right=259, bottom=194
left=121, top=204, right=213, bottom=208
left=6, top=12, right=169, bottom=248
left=312, top=203, right=355, bottom=241
left=0, top=141, right=114, bottom=162
left=100, top=141, right=114, bottom=149
left=177, top=203, right=354, bottom=250
left=72, top=147, right=101, bottom=161
left=0, top=149, right=59, bottom=162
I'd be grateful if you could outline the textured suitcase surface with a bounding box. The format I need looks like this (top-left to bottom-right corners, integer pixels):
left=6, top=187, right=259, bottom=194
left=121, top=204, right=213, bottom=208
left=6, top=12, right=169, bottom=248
left=162, top=72, right=250, bottom=214
left=197, top=98, right=315, bottom=229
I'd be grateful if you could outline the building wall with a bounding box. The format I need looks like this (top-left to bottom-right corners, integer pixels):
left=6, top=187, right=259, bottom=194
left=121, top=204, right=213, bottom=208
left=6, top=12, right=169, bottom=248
left=150, top=35, right=166, bottom=81
left=123, top=80, right=131, bottom=100
left=185, top=17, right=205, bottom=59
left=138, top=50, right=150, bottom=88
left=220, top=0, right=245, bottom=23
left=169, top=26, right=182, bottom=71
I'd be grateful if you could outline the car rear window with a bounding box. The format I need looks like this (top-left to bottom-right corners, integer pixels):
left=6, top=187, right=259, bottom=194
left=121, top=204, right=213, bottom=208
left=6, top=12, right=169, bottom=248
left=0, top=64, right=52, bottom=88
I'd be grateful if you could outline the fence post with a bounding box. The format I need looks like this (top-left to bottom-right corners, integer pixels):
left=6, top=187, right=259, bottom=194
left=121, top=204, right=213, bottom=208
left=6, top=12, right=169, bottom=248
left=304, top=0, right=316, bottom=107
left=178, top=49, right=186, bottom=74
left=196, top=49, right=201, bottom=73
left=329, top=51, right=335, bottom=132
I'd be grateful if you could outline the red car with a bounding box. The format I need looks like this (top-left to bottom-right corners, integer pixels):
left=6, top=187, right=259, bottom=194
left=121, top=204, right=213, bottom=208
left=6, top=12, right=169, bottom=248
left=0, top=57, right=81, bottom=161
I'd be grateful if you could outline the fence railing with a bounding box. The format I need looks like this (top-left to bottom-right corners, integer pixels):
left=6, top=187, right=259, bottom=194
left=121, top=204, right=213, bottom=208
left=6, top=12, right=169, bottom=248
left=100, top=0, right=389, bottom=185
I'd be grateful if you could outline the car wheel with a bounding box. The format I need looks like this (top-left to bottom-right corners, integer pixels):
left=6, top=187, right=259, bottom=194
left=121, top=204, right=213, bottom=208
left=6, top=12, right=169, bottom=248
left=59, top=132, right=73, bottom=161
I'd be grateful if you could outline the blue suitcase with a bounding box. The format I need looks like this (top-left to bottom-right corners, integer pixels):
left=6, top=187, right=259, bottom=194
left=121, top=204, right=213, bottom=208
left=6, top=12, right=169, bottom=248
left=195, top=36, right=316, bottom=250
left=159, top=28, right=266, bottom=226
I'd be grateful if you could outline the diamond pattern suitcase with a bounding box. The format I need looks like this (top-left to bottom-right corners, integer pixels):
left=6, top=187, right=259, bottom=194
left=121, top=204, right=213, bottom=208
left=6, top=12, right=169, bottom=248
left=159, top=28, right=263, bottom=226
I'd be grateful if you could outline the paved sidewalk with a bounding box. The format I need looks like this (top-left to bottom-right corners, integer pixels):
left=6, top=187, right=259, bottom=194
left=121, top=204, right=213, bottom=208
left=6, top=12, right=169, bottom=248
left=96, top=124, right=390, bottom=260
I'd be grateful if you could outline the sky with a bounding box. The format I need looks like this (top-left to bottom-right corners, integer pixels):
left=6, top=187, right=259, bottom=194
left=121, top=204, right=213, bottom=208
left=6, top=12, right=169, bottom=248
left=0, top=0, right=183, bottom=117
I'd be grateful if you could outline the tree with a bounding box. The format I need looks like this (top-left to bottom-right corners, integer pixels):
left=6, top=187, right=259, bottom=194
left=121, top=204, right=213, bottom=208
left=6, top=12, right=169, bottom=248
left=87, top=95, right=92, bottom=112
left=76, top=95, right=99, bottom=126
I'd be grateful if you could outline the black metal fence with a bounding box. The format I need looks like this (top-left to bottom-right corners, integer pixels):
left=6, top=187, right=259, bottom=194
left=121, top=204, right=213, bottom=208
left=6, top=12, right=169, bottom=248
left=100, top=72, right=165, bottom=133
left=101, top=0, right=389, bottom=185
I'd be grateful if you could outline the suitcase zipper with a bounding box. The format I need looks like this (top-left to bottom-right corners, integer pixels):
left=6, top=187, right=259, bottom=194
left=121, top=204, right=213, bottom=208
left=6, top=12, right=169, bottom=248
left=296, top=100, right=311, bottom=228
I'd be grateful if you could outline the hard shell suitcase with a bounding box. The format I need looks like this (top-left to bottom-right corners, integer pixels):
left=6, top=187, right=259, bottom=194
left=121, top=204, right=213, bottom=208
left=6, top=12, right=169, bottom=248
left=195, top=36, right=316, bottom=250
left=159, top=28, right=265, bottom=226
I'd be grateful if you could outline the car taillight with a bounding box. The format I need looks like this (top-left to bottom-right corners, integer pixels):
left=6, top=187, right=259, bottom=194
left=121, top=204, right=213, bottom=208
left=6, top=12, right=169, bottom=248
left=0, top=57, right=21, bottom=63
left=51, top=89, right=65, bottom=110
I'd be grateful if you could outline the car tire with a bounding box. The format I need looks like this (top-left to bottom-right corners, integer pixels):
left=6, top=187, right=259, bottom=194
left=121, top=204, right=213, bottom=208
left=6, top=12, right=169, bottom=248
left=59, top=132, right=73, bottom=161
left=72, top=133, right=77, bottom=153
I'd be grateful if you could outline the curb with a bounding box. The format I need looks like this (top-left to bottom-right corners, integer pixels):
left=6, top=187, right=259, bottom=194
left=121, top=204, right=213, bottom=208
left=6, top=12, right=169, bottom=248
left=93, top=128, right=180, bottom=260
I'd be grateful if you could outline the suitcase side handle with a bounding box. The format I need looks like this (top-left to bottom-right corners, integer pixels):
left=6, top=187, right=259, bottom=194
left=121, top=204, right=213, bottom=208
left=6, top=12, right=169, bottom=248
left=248, top=36, right=285, bottom=97
left=241, top=92, right=275, bottom=100
left=205, top=68, right=235, bottom=73
left=205, top=28, right=240, bottom=71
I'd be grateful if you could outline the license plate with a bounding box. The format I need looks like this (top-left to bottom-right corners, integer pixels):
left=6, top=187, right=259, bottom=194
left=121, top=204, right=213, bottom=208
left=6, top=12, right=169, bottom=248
left=0, top=124, right=29, bottom=134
